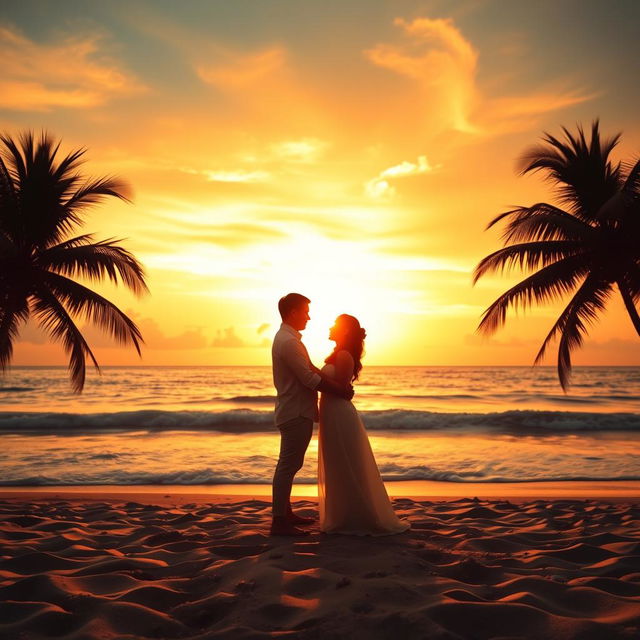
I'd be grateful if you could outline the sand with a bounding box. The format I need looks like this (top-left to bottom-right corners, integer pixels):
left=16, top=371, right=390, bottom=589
left=1, top=489, right=639, bottom=640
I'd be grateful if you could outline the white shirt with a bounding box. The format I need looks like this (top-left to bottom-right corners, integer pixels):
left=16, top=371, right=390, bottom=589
left=272, top=323, right=321, bottom=426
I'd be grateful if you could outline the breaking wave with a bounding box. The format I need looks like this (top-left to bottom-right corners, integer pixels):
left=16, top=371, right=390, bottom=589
left=0, top=408, right=638, bottom=434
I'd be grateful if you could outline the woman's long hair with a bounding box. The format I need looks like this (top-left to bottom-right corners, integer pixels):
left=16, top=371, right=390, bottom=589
left=325, top=314, right=366, bottom=381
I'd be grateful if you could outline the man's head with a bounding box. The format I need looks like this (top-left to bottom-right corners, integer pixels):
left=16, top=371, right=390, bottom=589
left=278, top=293, right=311, bottom=331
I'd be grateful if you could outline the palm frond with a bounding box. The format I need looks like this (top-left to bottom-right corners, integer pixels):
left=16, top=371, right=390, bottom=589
left=487, top=203, right=593, bottom=243
left=42, top=271, right=144, bottom=354
left=0, top=154, right=18, bottom=239
left=0, top=132, right=132, bottom=248
left=476, top=254, right=590, bottom=335
left=31, top=285, right=100, bottom=393
left=517, top=120, right=622, bottom=220
left=0, top=153, right=16, bottom=204
left=487, top=202, right=574, bottom=229
left=473, top=241, right=586, bottom=284
left=533, top=275, right=610, bottom=368
left=553, top=278, right=611, bottom=390
left=617, top=279, right=640, bottom=337
left=63, top=176, right=132, bottom=212
left=0, top=129, right=145, bottom=391
left=0, top=131, right=29, bottom=184
left=622, top=157, right=640, bottom=195
left=0, top=294, right=29, bottom=372
left=52, top=147, right=86, bottom=183
left=38, top=236, right=148, bottom=296
left=624, top=262, right=640, bottom=301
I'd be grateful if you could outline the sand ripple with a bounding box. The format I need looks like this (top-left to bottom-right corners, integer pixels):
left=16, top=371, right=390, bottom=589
left=0, top=496, right=639, bottom=639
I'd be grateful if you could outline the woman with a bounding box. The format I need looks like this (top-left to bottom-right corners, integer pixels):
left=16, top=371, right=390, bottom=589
left=318, top=314, right=409, bottom=536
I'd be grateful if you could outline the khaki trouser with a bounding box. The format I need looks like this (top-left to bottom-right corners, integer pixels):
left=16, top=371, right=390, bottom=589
left=272, top=416, right=313, bottom=517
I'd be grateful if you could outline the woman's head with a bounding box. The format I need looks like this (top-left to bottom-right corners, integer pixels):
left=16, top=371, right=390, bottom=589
left=326, top=314, right=366, bottom=380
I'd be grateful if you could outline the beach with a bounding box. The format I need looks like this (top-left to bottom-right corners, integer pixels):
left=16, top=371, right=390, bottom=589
left=2, top=367, right=640, bottom=638
left=1, top=484, right=639, bottom=640
left=3, top=0, right=640, bottom=635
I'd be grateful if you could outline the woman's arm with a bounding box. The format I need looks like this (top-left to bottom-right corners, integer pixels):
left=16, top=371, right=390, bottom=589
left=333, top=350, right=355, bottom=386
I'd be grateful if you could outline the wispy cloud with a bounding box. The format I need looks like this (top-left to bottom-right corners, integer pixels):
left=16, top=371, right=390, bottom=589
left=484, top=89, right=599, bottom=134
left=366, top=17, right=480, bottom=134
left=197, top=46, right=286, bottom=89
left=366, top=155, right=437, bottom=200
left=0, top=25, right=145, bottom=111
left=270, top=138, right=329, bottom=163
left=141, top=216, right=287, bottom=251
left=212, top=326, right=269, bottom=348
left=179, top=223, right=287, bottom=248
left=365, top=16, right=594, bottom=137
left=180, top=166, right=270, bottom=183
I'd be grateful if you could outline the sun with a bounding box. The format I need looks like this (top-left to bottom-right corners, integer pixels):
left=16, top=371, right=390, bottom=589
left=261, top=231, right=394, bottom=364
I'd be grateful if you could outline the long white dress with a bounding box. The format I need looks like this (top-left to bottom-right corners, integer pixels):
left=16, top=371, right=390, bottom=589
left=318, top=363, right=410, bottom=536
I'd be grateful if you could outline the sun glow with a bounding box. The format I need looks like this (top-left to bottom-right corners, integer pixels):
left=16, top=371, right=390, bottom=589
left=8, top=3, right=640, bottom=368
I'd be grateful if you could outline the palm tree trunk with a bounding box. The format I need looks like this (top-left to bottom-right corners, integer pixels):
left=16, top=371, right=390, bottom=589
left=618, top=281, right=640, bottom=336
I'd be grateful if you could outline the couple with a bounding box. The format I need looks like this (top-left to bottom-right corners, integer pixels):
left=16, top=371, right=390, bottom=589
left=270, top=292, right=409, bottom=537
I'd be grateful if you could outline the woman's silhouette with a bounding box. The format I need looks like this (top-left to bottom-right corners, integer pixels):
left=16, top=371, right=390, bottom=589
left=318, top=314, right=409, bottom=536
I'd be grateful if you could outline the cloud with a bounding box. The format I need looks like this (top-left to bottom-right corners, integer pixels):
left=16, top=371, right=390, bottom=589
left=483, top=89, right=598, bottom=134
left=212, top=326, right=269, bottom=348
left=80, top=314, right=208, bottom=351
left=257, top=323, right=271, bottom=335
left=197, top=46, right=286, bottom=89
left=366, top=17, right=479, bottom=134
left=270, top=138, right=329, bottom=163
left=193, top=42, right=323, bottom=132
left=181, top=224, right=286, bottom=247
left=212, top=327, right=245, bottom=347
left=180, top=166, right=270, bottom=183
left=366, top=155, right=437, bottom=200
left=143, top=217, right=287, bottom=249
left=0, top=25, right=145, bottom=111
left=365, top=16, right=594, bottom=137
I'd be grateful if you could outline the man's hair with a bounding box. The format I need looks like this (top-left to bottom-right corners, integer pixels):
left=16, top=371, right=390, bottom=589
left=278, top=293, right=310, bottom=320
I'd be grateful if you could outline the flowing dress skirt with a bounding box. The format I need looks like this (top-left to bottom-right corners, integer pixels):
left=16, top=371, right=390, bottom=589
left=318, top=394, right=409, bottom=536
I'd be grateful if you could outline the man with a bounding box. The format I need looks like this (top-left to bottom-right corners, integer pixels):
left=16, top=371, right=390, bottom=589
left=271, top=293, right=353, bottom=536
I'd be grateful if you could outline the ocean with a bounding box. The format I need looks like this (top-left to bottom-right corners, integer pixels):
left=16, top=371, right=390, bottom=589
left=1, top=366, right=639, bottom=486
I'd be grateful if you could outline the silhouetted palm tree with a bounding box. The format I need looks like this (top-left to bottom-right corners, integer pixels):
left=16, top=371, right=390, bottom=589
left=0, top=131, right=148, bottom=391
left=473, top=121, right=640, bottom=389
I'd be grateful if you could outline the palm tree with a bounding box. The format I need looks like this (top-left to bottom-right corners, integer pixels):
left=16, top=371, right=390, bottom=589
left=473, top=120, right=640, bottom=390
left=0, top=131, right=148, bottom=392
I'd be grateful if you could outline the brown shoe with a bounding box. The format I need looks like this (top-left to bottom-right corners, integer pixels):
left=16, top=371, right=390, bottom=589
left=288, top=512, right=315, bottom=526
left=270, top=521, right=310, bottom=537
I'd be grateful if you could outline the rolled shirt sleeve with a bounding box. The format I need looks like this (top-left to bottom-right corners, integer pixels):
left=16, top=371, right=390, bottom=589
left=281, top=338, right=322, bottom=390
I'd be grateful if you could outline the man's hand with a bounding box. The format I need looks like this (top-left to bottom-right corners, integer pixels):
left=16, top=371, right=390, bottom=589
left=317, top=375, right=354, bottom=400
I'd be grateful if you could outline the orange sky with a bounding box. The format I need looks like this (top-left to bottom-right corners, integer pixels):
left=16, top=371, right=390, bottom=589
left=2, top=1, right=640, bottom=367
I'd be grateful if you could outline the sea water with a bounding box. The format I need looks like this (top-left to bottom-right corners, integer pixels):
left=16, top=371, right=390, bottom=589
left=1, top=366, right=639, bottom=486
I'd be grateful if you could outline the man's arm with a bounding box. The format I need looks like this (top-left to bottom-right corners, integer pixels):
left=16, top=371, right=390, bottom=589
left=281, top=339, right=353, bottom=400
left=280, top=338, right=321, bottom=390
left=317, top=374, right=354, bottom=400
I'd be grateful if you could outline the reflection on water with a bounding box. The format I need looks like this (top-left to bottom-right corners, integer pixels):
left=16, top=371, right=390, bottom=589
left=2, top=429, right=639, bottom=485
left=2, top=366, right=640, bottom=413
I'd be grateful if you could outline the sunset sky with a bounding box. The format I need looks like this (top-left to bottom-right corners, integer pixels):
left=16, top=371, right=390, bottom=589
left=3, top=0, right=640, bottom=367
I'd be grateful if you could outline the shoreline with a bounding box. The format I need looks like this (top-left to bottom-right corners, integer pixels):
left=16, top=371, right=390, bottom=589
left=2, top=479, right=639, bottom=505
